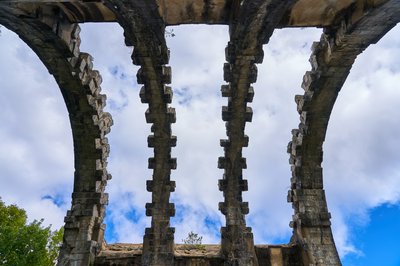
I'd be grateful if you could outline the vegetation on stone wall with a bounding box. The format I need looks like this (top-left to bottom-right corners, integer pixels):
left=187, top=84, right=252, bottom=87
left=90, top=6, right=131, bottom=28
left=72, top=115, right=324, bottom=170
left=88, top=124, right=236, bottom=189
left=0, top=198, right=63, bottom=266
left=182, top=231, right=205, bottom=250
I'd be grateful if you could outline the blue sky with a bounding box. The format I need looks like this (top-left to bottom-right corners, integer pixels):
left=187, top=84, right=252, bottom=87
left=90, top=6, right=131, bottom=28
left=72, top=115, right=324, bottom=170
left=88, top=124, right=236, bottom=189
left=342, top=204, right=400, bottom=266
left=1, top=22, right=400, bottom=265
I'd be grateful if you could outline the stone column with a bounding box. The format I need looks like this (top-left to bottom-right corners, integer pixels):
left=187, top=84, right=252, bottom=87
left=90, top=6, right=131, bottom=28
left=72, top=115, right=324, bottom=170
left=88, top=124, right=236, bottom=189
left=218, top=42, right=261, bottom=266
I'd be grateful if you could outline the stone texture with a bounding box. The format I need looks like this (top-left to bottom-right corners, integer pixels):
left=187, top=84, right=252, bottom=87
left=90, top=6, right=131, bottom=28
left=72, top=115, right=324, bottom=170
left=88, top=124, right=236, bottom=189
left=1, top=1, right=399, bottom=265
left=2, top=0, right=389, bottom=27
left=94, top=244, right=301, bottom=266
left=287, top=1, right=400, bottom=265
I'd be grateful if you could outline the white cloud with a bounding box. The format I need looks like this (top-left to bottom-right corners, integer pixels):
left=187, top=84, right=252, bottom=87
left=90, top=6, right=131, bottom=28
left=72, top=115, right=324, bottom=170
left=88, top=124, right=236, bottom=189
left=0, top=28, right=73, bottom=230
left=324, top=24, right=400, bottom=256
left=1, top=19, right=399, bottom=262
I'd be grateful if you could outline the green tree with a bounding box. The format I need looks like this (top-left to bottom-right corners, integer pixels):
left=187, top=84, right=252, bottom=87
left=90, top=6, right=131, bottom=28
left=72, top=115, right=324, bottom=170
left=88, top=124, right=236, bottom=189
left=0, top=198, right=63, bottom=266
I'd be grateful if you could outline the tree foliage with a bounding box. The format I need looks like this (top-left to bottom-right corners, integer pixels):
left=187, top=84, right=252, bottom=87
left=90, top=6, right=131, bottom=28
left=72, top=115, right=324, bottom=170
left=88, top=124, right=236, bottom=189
left=0, top=198, right=63, bottom=266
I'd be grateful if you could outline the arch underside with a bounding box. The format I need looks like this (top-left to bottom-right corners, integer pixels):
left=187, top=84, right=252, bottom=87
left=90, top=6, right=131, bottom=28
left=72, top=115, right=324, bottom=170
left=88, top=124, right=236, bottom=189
left=287, top=1, right=400, bottom=264
left=1, top=0, right=399, bottom=265
left=0, top=6, right=113, bottom=265
left=2, top=0, right=389, bottom=27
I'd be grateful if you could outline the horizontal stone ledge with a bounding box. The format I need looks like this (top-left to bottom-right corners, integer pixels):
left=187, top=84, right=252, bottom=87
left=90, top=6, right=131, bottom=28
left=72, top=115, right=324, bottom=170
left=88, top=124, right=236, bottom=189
left=221, top=225, right=253, bottom=235
left=218, top=202, right=249, bottom=215
left=68, top=207, right=105, bottom=217
left=221, top=106, right=253, bottom=122
left=96, top=243, right=301, bottom=264
left=148, top=135, right=177, bottom=148
left=140, top=84, right=173, bottom=103
left=148, top=157, right=177, bottom=170
left=145, top=203, right=175, bottom=217
left=225, top=42, right=264, bottom=64
left=289, top=167, right=324, bottom=189
left=72, top=191, right=108, bottom=200
left=217, top=157, right=247, bottom=169
left=131, top=47, right=170, bottom=66
left=145, top=108, right=176, bottom=124
left=146, top=180, right=176, bottom=192
left=222, top=63, right=258, bottom=84
left=150, top=124, right=173, bottom=134
left=218, top=178, right=248, bottom=192
left=145, top=226, right=175, bottom=236
left=291, top=213, right=332, bottom=227
left=136, top=65, right=171, bottom=85
left=221, top=85, right=254, bottom=102
left=220, top=135, right=249, bottom=148
left=291, top=188, right=326, bottom=197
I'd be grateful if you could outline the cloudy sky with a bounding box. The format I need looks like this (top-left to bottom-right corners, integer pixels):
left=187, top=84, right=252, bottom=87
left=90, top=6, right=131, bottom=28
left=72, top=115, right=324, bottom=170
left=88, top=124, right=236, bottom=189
left=0, top=21, right=399, bottom=266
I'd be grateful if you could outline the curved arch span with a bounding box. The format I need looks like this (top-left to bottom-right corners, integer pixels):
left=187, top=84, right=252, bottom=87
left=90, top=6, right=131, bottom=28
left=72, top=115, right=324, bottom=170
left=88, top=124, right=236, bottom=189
left=287, top=1, right=400, bottom=265
left=0, top=6, right=113, bottom=265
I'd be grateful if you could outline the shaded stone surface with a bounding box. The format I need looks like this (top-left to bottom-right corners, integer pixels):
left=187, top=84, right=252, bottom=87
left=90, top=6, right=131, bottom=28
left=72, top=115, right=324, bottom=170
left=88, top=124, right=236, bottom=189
left=95, top=244, right=302, bottom=266
left=1, top=0, right=399, bottom=265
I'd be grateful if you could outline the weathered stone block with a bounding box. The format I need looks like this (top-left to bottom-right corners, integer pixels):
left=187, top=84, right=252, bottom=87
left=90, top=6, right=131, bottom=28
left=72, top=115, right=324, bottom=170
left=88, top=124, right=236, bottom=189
left=221, top=84, right=231, bottom=97
left=246, top=86, right=254, bottom=102
left=221, top=106, right=231, bottom=121
left=223, top=63, right=232, bottom=82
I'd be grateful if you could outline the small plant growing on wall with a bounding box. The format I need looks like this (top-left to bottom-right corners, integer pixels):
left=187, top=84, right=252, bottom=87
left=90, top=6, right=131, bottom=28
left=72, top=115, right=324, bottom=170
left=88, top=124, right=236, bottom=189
left=165, top=28, right=175, bottom=37
left=182, top=231, right=205, bottom=250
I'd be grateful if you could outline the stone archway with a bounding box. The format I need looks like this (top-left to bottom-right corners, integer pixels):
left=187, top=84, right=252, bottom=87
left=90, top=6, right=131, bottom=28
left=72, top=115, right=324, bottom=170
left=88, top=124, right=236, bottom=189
left=0, top=6, right=112, bottom=265
left=287, top=1, right=400, bottom=264
left=1, top=0, right=400, bottom=265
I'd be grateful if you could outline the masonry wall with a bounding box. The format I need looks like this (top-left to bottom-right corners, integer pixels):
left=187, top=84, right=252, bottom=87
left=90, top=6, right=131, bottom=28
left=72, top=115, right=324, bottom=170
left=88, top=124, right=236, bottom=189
left=94, top=244, right=303, bottom=266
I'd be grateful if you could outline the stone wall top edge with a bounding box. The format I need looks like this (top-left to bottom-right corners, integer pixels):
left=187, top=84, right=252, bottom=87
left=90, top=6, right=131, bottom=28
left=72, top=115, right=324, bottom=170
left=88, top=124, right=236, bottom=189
left=1, top=0, right=379, bottom=28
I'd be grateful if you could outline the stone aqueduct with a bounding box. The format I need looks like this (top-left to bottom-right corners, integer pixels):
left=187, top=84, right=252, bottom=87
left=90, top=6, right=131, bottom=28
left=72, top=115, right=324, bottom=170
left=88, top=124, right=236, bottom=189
left=1, top=0, right=399, bottom=265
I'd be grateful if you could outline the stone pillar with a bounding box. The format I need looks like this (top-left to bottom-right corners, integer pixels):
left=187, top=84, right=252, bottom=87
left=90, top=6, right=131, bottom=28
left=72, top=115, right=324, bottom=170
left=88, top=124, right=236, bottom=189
left=135, top=47, right=176, bottom=266
left=218, top=42, right=261, bottom=266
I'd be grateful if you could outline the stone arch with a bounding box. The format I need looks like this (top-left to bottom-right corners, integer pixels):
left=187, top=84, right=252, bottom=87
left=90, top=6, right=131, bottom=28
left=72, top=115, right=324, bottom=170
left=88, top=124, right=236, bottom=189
left=2, top=1, right=399, bottom=265
left=216, top=1, right=297, bottom=264
left=0, top=6, right=112, bottom=265
left=287, top=1, right=400, bottom=265
left=101, top=1, right=303, bottom=265
left=102, top=1, right=177, bottom=264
